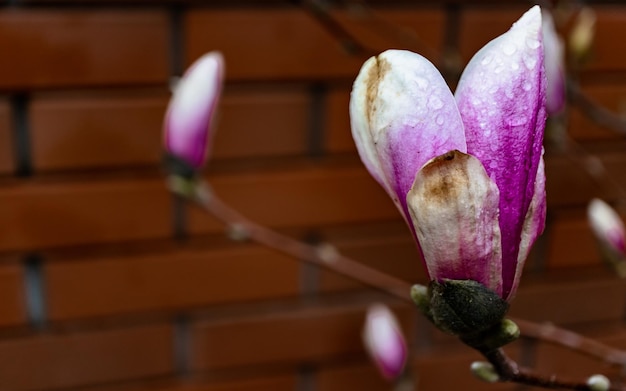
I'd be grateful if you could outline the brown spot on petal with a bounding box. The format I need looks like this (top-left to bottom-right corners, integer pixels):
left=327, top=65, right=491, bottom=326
left=365, top=55, right=390, bottom=125
left=416, top=150, right=471, bottom=204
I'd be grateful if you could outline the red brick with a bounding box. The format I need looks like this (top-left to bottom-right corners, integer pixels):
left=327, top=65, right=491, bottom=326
left=533, top=323, right=626, bottom=382
left=545, top=210, right=603, bottom=269
left=189, top=301, right=413, bottom=370
left=544, top=150, right=626, bottom=207
left=188, top=163, right=399, bottom=235
left=212, top=85, right=310, bottom=159
left=511, top=268, right=626, bottom=324
left=30, top=90, right=168, bottom=171
left=0, top=324, right=174, bottom=391
left=30, top=84, right=314, bottom=171
left=585, top=7, right=626, bottom=73
left=414, top=346, right=517, bottom=391
left=0, top=177, right=171, bottom=251
left=185, top=9, right=366, bottom=81
left=458, top=7, right=529, bottom=64
left=45, top=243, right=300, bottom=320
left=156, top=376, right=297, bottom=391
left=318, top=225, right=425, bottom=293
left=0, top=99, right=13, bottom=174
left=568, top=83, right=626, bottom=141
left=315, top=363, right=389, bottom=391
left=0, top=10, right=168, bottom=89
left=327, top=7, right=445, bottom=60
left=0, top=264, right=27, bottom=327
left=325, top=87, right=354, bottom=154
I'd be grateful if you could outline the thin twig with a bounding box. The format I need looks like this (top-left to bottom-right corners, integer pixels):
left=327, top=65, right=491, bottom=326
left=190, top=180, right=410, bottom=300
left=483, top=348, right=625, bottom=390
left=301, top=0, right=376, bottom=58
left=515, top=318, right=626, bottom=366
left=343, top=0, right=440, bottom=61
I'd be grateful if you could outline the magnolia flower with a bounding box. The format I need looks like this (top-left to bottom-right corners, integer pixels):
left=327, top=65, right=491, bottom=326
left=542, top=11, right=566, bottom=115
left=350, top=6, right=547, bottom=301
left=363, top=304, right=407, bottom=380
left=588, top=198, right=626, bottom=256
left=163, top=51, right=224, bottom=170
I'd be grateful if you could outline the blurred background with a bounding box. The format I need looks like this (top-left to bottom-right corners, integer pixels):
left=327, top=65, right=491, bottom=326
left=0, top=0, right=624, bottom=390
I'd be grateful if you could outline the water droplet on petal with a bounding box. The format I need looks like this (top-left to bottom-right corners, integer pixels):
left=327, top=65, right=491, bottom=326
left=481, top=54, right=493, bottom=66
left=526, top=38, right=540, bottom=49
left=428, top=95, right=444, bottom=110
left=494, top=65, right=504, bottom=74
left=488, top=85, right=499, bottom=94
left=502, top=43, right=517, bottom=55
left=523, top=55, right=538, bottom=70
left=522, top=81, right=532, bottom=91
left=509, top=115, right=528, bottom=126
left=413, top=76, right=429, bottom=90
left=510, top=62, right=519, bottom=70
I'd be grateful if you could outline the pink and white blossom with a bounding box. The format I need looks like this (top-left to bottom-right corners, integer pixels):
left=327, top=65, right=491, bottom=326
left=588, top=198, right=626, bottom=256
left=164, top=51, right=224, bottom=169
left=350, top=6, right=547, bottom=301
left=363, top=304, right=408, bottom=380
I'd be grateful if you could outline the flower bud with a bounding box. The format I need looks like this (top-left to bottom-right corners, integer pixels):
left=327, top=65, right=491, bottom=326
left=587, top=374, right=610, bottom=391
left=163, top=51, right=224, bottom=173
left=569, top=7, right=596, bottom=63
left=428, top=279, right=508, bottom=338
left=363, top=304, right=408, bottom=380
left=588, top=198, right=626, bottom=256
left=470, top=361, right=500, bottom=383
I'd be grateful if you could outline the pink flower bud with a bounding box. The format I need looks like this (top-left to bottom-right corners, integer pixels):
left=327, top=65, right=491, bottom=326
left=542, top=11, right=566, bottom=115
left=588, top=198, right=626, bottom=256
left=164, top=51, right=224, bottom=170
left=362, top=304, right=408, bottom=380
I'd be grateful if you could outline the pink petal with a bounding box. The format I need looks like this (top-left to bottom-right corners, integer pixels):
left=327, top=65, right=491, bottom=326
left=363, top=304, right=408, bottom=380
left=455, top=6, right=547, bottom=299
left=350, top=49, right=466, bottom=224
left=407, top=150, right=503, bottom=296
left=509, top=155, right=546, bottom=300
left=543, top=11, right=566, bottom=115
left=164, top=51, right=224, bottom=169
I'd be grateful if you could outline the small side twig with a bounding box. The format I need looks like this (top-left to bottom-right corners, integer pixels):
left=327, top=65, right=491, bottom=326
left=483, top=348, right=623, bottom=390
left=188, top=179, right=410, bottom=300
left=301, top=0, right=376, bottom=58
left=514, top=318, right=626, bottom=366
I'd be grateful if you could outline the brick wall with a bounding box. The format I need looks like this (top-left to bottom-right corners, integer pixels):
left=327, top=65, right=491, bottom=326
left=0, top=1, right=624, bottom=390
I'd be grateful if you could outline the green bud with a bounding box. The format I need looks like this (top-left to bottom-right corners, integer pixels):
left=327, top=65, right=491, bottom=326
left=429, top=279, right=508, bottom=336
left=462, top=318, right=520, bottom=351
left=587, top=374, right=610, bottom=391
left=410, top=284, right=433, bottom=321
left=470, top=361, right=500, bottom=383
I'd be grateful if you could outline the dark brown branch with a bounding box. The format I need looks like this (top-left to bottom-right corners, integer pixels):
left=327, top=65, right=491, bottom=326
left=300, top=0, right=376, bottom=58
left=189, top=180, right=411, bottom=300
left=514, top=318, right=626, bottom=366
left=483, top=348, right=624, bottom=390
